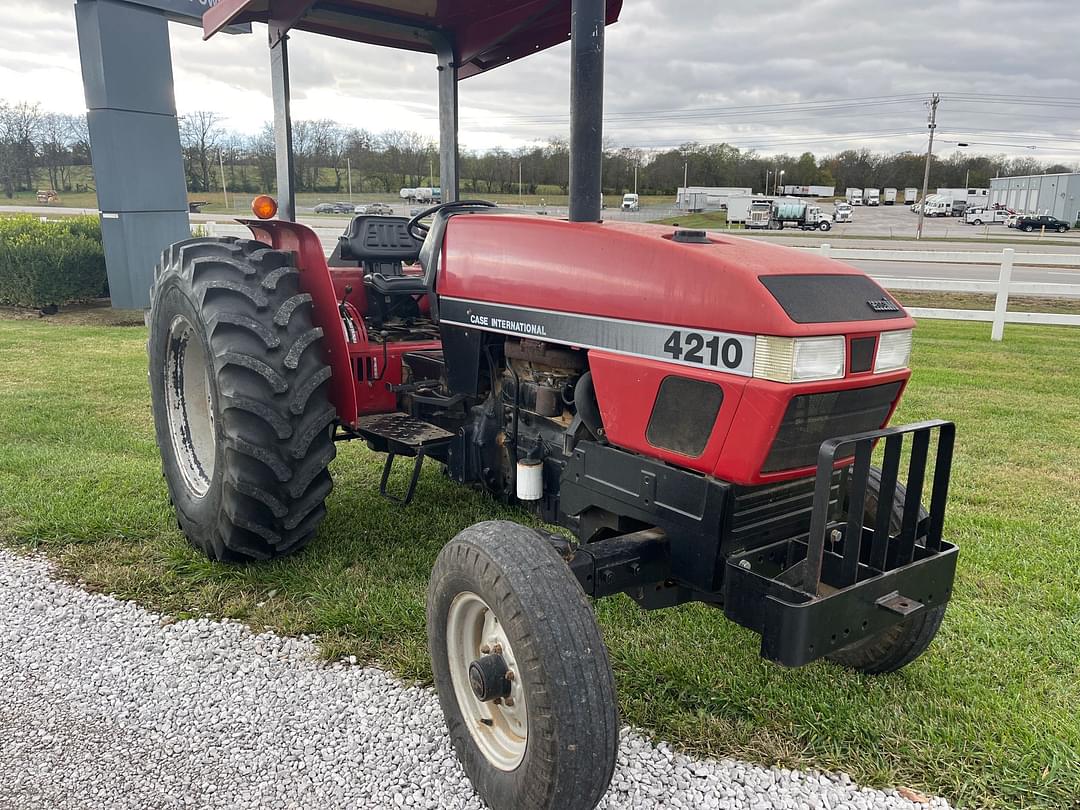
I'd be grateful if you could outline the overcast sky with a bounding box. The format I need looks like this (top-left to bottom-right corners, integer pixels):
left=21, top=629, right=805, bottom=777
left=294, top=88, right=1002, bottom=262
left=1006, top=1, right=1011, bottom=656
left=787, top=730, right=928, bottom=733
left=3, top=0, right=1079, bottom=162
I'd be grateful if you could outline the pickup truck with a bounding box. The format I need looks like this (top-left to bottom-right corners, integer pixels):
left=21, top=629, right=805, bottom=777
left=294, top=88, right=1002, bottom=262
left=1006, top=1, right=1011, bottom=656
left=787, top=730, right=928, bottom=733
left=1015, top=215, right=1071, bottom=233
left=964, top=208, right=1011, bottom=226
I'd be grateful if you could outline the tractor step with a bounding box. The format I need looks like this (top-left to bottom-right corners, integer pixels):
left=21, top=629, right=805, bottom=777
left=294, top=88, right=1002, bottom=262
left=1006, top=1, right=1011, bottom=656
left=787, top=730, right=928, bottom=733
left=355, top=412, right=455, bottom=453
left=355, top=413, right=455, bottom=507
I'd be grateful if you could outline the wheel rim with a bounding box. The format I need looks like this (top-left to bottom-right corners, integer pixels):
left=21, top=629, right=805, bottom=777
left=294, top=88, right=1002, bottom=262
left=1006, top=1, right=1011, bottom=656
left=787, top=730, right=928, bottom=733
left=164, top=315, right=217, bottom=498
left=446, top=591, right=528, bottom=771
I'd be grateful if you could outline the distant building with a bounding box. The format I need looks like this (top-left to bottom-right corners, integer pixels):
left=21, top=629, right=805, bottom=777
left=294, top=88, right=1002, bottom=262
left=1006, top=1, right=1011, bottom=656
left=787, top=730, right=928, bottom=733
left=989, top=173, right=1080, bottom=222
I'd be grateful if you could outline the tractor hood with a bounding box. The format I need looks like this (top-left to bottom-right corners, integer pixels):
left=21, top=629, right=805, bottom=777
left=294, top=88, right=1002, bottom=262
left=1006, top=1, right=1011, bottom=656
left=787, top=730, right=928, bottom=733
left=435, top=215, right=913, bottom=340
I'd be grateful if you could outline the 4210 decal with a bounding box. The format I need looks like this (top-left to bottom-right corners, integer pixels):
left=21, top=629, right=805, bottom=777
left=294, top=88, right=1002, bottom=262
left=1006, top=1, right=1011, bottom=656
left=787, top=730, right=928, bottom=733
left=663, top=330, right=745, bottom=369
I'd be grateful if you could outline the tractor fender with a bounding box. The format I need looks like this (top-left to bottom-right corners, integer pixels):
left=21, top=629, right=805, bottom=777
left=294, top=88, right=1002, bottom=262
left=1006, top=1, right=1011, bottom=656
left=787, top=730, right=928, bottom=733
left=239, top=218, right=358, bottom=425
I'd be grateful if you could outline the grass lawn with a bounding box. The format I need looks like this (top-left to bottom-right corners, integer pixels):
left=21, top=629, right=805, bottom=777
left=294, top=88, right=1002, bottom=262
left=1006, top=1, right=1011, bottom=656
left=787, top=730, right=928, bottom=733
left=0, top=317, right=1078, bottom=809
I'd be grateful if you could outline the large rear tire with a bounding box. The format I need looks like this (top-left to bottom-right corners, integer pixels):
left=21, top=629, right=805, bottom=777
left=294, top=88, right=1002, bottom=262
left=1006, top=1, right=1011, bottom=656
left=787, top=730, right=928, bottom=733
left=427, top=521, right=619, bottom=810
left=148, top=237, right=337, bottom=561
left=827, top=467, right=946, bottom=674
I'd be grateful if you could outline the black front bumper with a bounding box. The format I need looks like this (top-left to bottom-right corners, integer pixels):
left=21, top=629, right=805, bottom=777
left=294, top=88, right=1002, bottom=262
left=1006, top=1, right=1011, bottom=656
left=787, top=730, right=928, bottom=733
left=723, top=420, right=958, bottom=667
left=557, top=420, right=959, bottom=669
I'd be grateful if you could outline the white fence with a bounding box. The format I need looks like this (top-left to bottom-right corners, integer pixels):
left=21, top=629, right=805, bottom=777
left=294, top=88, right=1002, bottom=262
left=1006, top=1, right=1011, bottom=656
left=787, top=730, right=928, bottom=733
left=817, top=244, right=1080, bottom=340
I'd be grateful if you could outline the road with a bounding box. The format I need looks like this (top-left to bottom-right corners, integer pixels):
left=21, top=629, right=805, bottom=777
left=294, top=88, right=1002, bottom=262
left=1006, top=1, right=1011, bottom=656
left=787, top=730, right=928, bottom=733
left=847, top=260, right=1080, bottom=291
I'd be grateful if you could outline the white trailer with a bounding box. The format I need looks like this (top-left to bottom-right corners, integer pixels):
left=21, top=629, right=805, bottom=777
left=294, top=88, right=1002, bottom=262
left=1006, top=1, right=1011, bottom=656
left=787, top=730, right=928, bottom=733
left=883, top=188, right=897, bottom=205
left=902, top=187, right=919, bottom=205
left=864, top=188, right=881, bottom=206
left=846, top=187, right=863, bottom=205
left=676, top=186, right=753, bottom=211
left=780, top=184, right=836, bottom=198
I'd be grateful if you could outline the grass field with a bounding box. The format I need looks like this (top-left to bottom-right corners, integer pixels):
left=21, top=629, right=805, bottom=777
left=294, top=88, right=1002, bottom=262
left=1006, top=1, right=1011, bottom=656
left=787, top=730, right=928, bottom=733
left=0, top=317, right=1078, bottom=809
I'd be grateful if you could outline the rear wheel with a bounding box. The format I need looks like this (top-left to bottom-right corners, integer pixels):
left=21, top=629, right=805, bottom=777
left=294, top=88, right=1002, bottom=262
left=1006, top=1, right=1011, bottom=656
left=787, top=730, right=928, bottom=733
left=427, top=521, right=619, bottom=810
left=827, top=467, right=946, bottom=674
left=148, top=237, right=337, bottom=561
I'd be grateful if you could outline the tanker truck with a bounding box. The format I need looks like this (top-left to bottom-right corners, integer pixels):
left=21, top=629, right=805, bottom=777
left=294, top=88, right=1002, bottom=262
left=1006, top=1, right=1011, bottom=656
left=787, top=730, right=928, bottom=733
left=769, top=199, right=833, bottom=231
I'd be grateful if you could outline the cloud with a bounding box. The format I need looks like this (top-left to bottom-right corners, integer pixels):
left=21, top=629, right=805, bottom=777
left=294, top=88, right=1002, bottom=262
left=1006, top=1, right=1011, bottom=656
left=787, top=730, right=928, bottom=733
left=4, top=0, right=1079, bottom=161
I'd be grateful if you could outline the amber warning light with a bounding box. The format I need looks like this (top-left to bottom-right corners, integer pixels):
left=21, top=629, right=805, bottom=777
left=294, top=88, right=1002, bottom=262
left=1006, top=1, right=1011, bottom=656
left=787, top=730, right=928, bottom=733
left=252, top=195, right=278, bottom=219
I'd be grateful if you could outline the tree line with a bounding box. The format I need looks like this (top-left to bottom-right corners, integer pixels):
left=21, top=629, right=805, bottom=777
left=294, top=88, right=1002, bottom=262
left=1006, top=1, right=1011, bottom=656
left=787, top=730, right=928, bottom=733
left=2, top=99, right=1075, bottom=200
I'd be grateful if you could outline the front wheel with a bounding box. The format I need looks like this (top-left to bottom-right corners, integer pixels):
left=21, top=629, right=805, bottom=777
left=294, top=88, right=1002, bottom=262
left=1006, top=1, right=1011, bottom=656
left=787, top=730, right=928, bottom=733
left=827, top=467, right=947, bottom=674
left=427, top=521, right=619, bottom=810
left=819, top=221, right=831, bottom=231
left=1023, top=224, right=1034, bottom=232
left=1058, top=225, right=1068, bottom=233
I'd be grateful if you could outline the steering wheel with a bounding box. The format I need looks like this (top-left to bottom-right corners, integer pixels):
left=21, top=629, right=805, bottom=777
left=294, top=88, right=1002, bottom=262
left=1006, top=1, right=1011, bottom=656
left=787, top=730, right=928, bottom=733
left=407, top=199, right=498, bottom=242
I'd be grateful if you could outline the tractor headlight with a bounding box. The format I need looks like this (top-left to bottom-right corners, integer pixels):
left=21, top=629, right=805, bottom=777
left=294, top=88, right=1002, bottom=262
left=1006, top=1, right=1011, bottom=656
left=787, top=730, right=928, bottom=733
left=753, top=335, right=846, bottom=383
left=874, top=329, right=913, bottom=373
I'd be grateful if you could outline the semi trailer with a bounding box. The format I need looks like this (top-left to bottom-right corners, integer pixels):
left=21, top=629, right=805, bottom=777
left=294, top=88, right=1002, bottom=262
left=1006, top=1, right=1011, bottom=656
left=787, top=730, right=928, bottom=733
left=768, top=200, right=832, bottom=230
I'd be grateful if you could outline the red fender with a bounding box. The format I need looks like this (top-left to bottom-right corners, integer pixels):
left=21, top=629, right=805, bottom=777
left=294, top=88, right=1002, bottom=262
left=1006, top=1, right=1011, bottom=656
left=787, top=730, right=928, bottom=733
left=239, top=219, right=358, bottom=425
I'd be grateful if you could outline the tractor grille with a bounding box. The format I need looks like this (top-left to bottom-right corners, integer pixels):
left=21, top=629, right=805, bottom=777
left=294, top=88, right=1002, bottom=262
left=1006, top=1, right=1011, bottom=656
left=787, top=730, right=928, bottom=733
left=762, top=382, right=902, bottom=473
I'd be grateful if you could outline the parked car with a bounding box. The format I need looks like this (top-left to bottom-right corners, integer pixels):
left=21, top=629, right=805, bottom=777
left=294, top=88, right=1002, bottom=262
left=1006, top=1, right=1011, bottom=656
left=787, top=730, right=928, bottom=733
left=358, top=202, right=395, bottom=216
left=314, top=202, right=356, bottom=214
left=1015, top=215, right=1071, bottom=233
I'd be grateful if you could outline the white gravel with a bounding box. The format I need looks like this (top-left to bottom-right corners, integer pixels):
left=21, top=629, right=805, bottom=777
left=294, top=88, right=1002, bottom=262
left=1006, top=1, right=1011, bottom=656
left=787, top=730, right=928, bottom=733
left=0, top=549, right=951, bottom=810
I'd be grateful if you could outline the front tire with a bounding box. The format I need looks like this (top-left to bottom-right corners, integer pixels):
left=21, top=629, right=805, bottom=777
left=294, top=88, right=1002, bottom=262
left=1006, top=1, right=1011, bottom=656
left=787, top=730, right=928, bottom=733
left=427, top=521, right=619, bottom=810
left=827, top=467, right=947, bottom=674
left=148, top=238, right=337, bottom=561
left=1023, top=224, right=1034, bottom=232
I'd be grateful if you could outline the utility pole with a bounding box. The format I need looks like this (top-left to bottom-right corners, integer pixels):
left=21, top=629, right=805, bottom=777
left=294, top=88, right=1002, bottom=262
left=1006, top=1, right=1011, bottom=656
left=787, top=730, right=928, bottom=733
left=347, top=157, right=353, bottom=203
left=219, top=149, right=229, bottom=209
left=683, top=161, right=688, bottom=191
left=519, top=162, right=523, bottom=204
left=916, top=92, right=939, bottom=240
left=634, top=164, right=638, bottom=195
left=765, top=169, right=771, bottom=196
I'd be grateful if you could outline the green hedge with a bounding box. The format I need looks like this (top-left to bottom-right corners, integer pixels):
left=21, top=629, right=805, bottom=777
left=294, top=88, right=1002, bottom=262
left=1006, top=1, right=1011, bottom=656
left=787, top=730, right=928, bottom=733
left=0, top=215, right=107, bottom=308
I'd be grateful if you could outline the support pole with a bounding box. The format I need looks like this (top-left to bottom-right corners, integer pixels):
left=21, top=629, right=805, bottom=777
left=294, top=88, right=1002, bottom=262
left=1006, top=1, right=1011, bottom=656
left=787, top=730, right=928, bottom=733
left=270, top=34, right=296, bottom=221
left=916, top=93, right=939, bottom=241
left=569, top=0, right=605, bottom=222
left=991, top=248, right=1014, bottom=342
left=435, top=37, right=459, bottom=203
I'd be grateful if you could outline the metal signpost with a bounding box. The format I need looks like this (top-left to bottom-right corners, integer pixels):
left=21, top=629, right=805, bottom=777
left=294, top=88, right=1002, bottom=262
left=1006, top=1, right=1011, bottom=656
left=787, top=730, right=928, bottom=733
left=74, top=0, right=248, bottom=309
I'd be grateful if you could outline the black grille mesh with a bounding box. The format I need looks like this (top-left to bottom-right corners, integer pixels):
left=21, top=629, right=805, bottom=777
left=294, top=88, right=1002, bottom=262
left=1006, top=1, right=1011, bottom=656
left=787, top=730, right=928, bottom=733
left=763, top=382, right=902, bottom=473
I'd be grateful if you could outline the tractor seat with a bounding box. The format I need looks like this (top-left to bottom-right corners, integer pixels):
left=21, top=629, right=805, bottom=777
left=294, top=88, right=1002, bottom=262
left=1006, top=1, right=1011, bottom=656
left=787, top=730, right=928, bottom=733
left=338, top=215, right=427, bottom=297
left=338, top=216, right=422, bottom=265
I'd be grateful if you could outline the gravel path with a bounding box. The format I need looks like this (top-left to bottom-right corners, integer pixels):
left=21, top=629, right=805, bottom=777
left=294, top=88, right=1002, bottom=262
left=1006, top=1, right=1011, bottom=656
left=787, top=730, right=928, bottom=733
left=0, top=550, right=950, bottom=810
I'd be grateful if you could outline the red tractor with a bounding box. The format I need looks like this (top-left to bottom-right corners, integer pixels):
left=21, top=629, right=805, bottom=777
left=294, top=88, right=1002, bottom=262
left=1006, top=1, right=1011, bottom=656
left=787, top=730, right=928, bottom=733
left=148, top=3, right=958, bottom=809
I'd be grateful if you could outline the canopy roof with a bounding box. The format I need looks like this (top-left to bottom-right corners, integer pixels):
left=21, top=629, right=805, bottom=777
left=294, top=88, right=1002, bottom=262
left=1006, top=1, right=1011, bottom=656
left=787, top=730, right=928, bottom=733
left=204, top=0, right=622, bottom=79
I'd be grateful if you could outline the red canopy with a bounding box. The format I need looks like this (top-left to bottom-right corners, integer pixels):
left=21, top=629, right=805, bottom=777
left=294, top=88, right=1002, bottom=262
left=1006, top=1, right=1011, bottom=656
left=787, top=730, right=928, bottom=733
left=204, top=0, right=622, bottom=79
